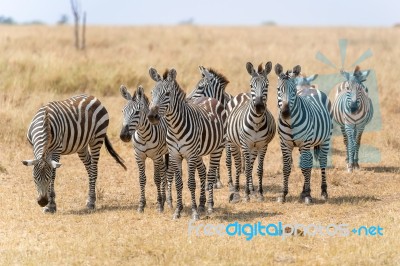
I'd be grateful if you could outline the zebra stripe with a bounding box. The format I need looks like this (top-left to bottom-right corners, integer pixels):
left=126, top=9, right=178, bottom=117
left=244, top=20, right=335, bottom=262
left=147, top=67, right=226, bottom=220
left=332, top=66, right=373, bottom=172
left=275, top=64, right=332, bottom=204
left=187, top=66, right=231, bottom=189
left=23, top=95, right=126, bottom=212
left=226, top=62, right=276, bottom=203
left=120, top=85, right=170, bottom=213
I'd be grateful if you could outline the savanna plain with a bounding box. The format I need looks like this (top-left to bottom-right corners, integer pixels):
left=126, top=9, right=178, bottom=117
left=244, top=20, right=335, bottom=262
left=0, top=25, right=399, bottom=265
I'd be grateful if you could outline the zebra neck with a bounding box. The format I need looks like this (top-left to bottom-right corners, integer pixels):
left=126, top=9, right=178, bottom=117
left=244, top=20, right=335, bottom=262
left=136, top=119, right=153, bottom=141
left=249, top=102, right=267, bottom=124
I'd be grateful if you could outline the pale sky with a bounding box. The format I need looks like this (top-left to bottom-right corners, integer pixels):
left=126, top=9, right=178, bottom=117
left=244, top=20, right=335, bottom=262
left=0, top=0, right=398, bottom=26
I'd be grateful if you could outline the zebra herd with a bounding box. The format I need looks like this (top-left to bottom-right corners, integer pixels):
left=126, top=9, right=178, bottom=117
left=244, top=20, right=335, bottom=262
left=22, top=63, right=373, bottom=220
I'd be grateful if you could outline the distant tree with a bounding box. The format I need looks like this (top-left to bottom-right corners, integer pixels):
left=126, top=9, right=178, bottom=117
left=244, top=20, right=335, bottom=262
left=70, top=0, right=87, bottom=50
left=0, top=16, right=16, bottom=24
left=57, top=14, right=69, bottom=25
left=261, top=21, right=276, bottom=26
left=179, top=18, right=194, bottom=25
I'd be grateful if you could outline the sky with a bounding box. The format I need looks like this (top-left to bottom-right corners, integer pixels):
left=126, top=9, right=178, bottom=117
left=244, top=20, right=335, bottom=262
left=0, top=0, right=399, bottom=27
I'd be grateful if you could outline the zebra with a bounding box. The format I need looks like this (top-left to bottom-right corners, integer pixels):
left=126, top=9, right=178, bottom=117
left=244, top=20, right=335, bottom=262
left=274, top=64, right=332, bottom=204
left=332, top=66, right=373, bottom=172
left=22, top=94, right=127, bottom=212
left=226, top=62, right=276, bottom=203
left=119, top=85, right=171, bottom=213
left=187, top=66, right=231, bottom=189
left=147, top=67, right=226, bottom=220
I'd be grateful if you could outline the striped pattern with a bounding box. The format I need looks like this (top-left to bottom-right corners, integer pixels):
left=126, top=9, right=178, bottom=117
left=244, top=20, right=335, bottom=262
left=332, top=66, right=373, bottom=172
left=23, top=95, right=126, bottom=212
left=226, top=62, right=276, bottom=203
left=147, top=68, right=226, bottom=220
left=187, top=66, right=231, bottom=188
left=275, top=64, right=332, bottom=204
left=120, top=85, right=170, bottom=213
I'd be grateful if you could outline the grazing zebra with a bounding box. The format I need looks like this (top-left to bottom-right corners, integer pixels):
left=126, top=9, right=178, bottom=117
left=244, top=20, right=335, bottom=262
left=119, top=85, right=171, bottom=213
left=332, top=66, right=373, bottom=172
left=22, top=95, right=127, bottom=212
left=274, top=64, right=332, bottom=204
left=226, top=62, right=276, bottom=203
left=147, top=67, right=226, bottom=220
left=187, top=66, right=231, bottom=189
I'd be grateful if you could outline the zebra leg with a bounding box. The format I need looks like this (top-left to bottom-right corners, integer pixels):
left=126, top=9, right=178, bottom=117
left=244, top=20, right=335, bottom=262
left=77, top=147, right=96, bottom=210
left=353, top=127, right=365, bottom=170
left=278, top=145, right=292, bottom=203
left=345, top=124, right=356, bottom=172
left=207, top=149, right=223, bottom=214
left=319, top=141, right=330, bottom=201
left=87, top=140, right=104, bottom=210
left=153, top=157, right=164, bottom=213
left=44, top=153, right=60, bottom=213
left=340, top=126, right=349, bottom=163
left=243, top=149, right=257, bottom=203
left=256, top=148, right=267, bottom=202
left=228, top=145, right=241, bottom=204
left=136, top=155, right=147, bottom=213
left=187, top=157, right=199, bottom=221
left=299, top=149, right=313, bottom=204
left=214, top=165, right=223, bottom=189
left=172, top=157, right=183, bottom=220
left=196, top=158, right=207, bottom=213
left=165, top=160, right=174, bottom=209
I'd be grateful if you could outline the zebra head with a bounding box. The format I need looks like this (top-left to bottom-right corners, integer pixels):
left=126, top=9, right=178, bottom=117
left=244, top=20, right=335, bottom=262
left=22, top=156, right=61, bottom=207
left=294, top=74, right=318, bottom=89
left=148, top=67, right=178, bottom=125
left=192, top=66, right=230, bottom=105
left=246, top=61, right=272, bottom=115
left=275, top=63, right=301, bottom=119
left=120, top=85, right=149, bottom=142
left=341, top=66, right=370, bottom=114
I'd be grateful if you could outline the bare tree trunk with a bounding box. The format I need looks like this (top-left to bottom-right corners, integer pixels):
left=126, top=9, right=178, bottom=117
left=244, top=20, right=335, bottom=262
left=71, top=0, right=80, bottom=50
left=81, top=11, right=86, bottom=50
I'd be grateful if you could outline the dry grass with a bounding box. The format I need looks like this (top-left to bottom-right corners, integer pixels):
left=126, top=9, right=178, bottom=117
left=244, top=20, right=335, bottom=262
left=0, top=25, right=399, bottom=265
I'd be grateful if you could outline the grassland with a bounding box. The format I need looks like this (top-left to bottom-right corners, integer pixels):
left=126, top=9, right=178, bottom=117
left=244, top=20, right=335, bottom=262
left=0, top=25, right=399, bottom=265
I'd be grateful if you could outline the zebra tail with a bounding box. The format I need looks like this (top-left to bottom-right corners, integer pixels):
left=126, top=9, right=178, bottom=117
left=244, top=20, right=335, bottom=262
left=104, top=135, right=127, bottom=170
left=165, top=153, right=169, bottom=170
left=313, top=145, right=321, bottom=163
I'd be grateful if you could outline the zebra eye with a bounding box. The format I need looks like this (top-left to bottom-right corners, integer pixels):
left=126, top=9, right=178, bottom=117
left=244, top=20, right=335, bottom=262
left=165, top=91, right=170, bottom=97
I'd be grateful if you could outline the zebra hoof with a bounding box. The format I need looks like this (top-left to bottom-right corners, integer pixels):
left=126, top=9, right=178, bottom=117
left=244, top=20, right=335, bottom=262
left=43, top=206, right=56, bottom=213
left=229, top=192, right=240, bottom=204
left=207, top=204, right=214, bottom=215
left=197, top=205, right=205, bottom=213
left=321, top=192, right=328, bottom=201
left=353, top=162, right=360, bottom=170
left=167, top=200, right=173, bottom=209
left=228, top=183, right=236, bottom=192
left=243, top=195, right=250, bottom=203
left=304, top=197, right=313, bottom=205
left=277, top=196, right=286, bottom=203
left=86, top=202, right=95, bottom=210
left=172, top=211, right=181, bottom=220
left=156, top=204, right=164, bottom=213
left=137, top=207, right=144, bottom=213
left=347, top=164, right=353, bottom=173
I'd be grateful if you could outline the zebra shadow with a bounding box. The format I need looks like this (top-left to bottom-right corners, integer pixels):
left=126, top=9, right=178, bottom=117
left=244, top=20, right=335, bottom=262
left=327, top=195, right=381, bottom=205
left=362, top=166, right=400, bottom=174
left=63, top=204, right=137, bottom=215
left=212, top=210, right=282, bottom=222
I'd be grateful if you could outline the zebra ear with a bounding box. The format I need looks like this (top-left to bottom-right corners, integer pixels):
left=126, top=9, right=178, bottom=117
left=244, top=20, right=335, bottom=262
left=149, top=67, right=161, bottom=82
left=22, top=159, right=39, bottom=166
left=120, top=85, right=132, bottom=101
left=355, top=69, right=370, bottom=83
left=292, top=65, right=301, bottom=76
left=264, top=61, right=272, bottom=76
left=246, top=62, right=256, bottom=77
left=306, top=74, right=318, bottom=83
left=167, top=69, right=177, bottom=82
left=137, top=85, right=144, bottom=100
left=201, top=66, right=213, bottom=81
left=274, top=63, right=283, bottom=76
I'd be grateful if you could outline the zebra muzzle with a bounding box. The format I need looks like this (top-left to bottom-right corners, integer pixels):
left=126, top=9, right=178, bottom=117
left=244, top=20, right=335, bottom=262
left=120, top=125, right=132, bottom=142
left=148, top=107, right=161, bottom=124
left=281, top=102, right=290, bottom=119
left=37, top=195, right=48, bottom=207
left=254, top=97, right=266, bottom=114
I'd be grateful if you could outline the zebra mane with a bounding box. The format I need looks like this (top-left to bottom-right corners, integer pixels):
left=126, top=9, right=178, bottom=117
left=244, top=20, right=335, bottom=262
left=257, top=63, right=263, bottom=74
left=162, top=69, right=169, bottom=80
left=132, top=89, right=150, bottom=107
left=208, top=68, right=229, bottom=85
left=42, top=105, right=52, bottom=158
